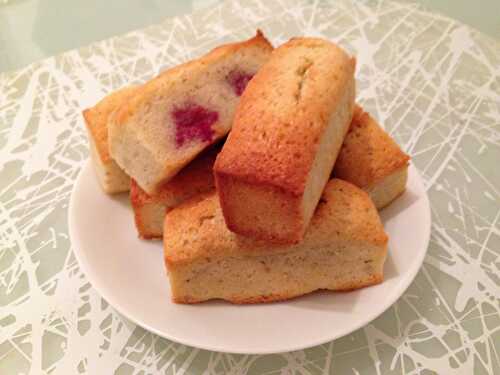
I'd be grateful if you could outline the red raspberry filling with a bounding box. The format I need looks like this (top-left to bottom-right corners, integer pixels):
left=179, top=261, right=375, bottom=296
left=172, top=104, right=218, bottom=147
left=227, top=70, right=254, bottom=96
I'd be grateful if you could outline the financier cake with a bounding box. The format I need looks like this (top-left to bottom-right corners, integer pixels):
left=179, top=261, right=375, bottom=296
left=164, top=179, right=388, bottom=304
left=83, top=86, right=138, bottom=194
left=108, top=31, right=273, bottom=194
left=333, top=105, right=410, bottom=209
left=214, top=37, right=356, bottom=244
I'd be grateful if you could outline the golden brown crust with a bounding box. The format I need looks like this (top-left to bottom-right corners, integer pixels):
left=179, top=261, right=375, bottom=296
left=82, top=86, right=139, bottom=163
left=141, top=234, right=160, bottom=240
left=113, top=30, right=273, bottom=127
left=164, top=179, right=388, bottom=265
left=215, top=37, right=355, bottom=194
left=333, top=106, right=410, bottom=189
left=214, top=172, right=304, bottom=244
left=172, top=274, right=383, bottom=304
left=129, top=178, right=152, bottom=207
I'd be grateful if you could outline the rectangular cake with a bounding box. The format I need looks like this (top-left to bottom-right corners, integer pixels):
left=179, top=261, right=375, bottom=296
left=333, top=105, right=410, bottom=209
left=164, top=179, right=388, bottom=304
left=130, top=144, right=220, bottom=239
left=82, top=86, right=138, bottom=194
left=109, top=31, right=273, bottom=194
left=214, top=37, right=356, bottom=244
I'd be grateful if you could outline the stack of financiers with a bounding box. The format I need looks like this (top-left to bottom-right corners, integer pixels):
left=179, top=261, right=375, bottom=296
left=83, top=31, right=410, bottom=304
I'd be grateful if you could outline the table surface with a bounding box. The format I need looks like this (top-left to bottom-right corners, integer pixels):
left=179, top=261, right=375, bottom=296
left=1, top=0, right=499, bottom=374
left=0, top=0, right=499, bottom=73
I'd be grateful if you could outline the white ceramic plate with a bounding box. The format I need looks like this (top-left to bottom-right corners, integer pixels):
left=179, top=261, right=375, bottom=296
left=69, top=160, right=430, bottom=354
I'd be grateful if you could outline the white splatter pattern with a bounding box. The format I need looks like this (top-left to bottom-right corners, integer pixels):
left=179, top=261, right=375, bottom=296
left=0, top=0, right=499, bottom=373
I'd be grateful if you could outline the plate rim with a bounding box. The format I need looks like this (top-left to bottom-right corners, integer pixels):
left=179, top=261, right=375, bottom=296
left=69, top=159, right=431, bottom=354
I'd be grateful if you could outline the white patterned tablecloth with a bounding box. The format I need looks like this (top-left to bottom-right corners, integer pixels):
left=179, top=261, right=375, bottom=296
left=0, top=0, right=499, bottom=374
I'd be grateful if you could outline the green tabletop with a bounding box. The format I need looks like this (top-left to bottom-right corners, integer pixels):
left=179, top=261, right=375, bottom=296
left=0, top=0, right=499, bottom=73
left=1, top=0, right=499, bottom=374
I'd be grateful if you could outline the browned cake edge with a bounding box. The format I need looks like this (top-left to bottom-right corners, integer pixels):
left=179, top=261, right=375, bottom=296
left=164, top=179, right=388, bottom=304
